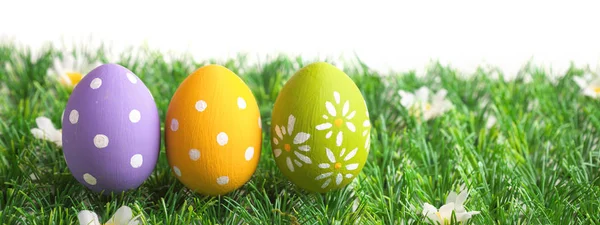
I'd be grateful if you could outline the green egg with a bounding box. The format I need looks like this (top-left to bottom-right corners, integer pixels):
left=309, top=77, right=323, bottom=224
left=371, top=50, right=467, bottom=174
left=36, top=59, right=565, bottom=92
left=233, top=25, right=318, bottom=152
left=271, top=62, right=371, bottom=193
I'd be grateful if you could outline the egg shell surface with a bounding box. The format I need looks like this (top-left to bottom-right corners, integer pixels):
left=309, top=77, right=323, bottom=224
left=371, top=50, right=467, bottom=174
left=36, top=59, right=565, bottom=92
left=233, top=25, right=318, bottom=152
left=271, top=62, right=371, bottom=193
left=62, top=63, right=160, bottom=194
left=165, top=65, right=262, bottom=196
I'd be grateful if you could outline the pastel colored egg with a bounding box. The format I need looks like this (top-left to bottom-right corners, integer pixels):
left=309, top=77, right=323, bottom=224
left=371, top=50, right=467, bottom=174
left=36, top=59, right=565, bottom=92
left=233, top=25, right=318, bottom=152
left=271, top=62, right=371, bottom=193
left=62, top=63, right=160, bottom=194
left=165, top=65, right=262, bottom=196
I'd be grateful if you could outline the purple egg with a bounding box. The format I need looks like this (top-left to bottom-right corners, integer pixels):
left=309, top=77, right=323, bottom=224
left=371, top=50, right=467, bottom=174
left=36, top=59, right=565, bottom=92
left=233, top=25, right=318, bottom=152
left=62, top=63, right=160, bottom=194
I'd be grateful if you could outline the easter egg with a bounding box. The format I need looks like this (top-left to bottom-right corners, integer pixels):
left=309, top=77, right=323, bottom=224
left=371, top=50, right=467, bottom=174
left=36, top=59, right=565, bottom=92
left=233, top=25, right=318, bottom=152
left=271, top=62, right=371, bottom=193
left=165, top=65, right=262, bottom=196
left=62, top=63, right=160, bottom=194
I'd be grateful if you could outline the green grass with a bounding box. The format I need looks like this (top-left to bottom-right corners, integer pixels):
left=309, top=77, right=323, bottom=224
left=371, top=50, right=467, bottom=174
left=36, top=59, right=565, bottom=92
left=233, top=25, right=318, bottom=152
left=1, top=42, right=599, bottom=225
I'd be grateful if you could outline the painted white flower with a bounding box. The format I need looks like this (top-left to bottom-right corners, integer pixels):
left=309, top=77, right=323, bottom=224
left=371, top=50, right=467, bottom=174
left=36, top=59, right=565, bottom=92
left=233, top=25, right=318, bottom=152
left=78, top=206, right=140, bottom=225
left=573, top=72, right=600, bottom=98
left=316, top=91, right=357, bottom=147
left=30, top=116, right=62, bottom=147
left=49, top=54, right=101, bottom=87
left=315, top=147, right=360, bottom=189
left=362, top=109, right=371, bottom=151
left=422, top=188, right=480, bottom=224
left=398, top=87, right=453, bottom=121
left=272, top=114, right=312, bottom=172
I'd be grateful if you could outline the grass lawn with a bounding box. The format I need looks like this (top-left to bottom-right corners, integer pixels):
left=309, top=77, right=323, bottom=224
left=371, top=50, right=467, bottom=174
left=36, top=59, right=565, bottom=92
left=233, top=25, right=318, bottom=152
left=0, top=43, right=599, bottom=225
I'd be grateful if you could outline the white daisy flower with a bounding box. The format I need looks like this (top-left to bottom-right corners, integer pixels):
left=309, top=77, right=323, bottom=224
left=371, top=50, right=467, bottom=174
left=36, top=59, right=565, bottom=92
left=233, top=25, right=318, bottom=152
left=30, top=116, right=62, bottom=147
left=78, top=206, right=141, bottom=225
left=316, top=91, right=357, bottom=147
left=573, top=71, right=600, bottom=98
left=422, top=188, right=480, bottom=224
left=49, top=54, right=101, bottom=88
left=398, top=87, right=453, bottom=121
left=272, top=114, right=312, bottom=172
left=315, top=147, right=360, bottom=189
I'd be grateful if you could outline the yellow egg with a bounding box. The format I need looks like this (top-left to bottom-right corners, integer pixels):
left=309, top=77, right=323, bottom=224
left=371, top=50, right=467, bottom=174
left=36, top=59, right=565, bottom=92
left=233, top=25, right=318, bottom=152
left=165, top=65, right=262, bottom=196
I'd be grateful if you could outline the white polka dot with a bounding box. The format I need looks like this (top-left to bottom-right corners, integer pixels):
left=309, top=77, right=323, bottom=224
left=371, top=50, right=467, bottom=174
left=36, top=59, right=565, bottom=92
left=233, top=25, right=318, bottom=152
left=126, top=72, right=138, bottom=84
left=129, top=109, right=141, bottom=123
left=69, top=110, right=79, bottom=124
left=83, top=173, right=97, bottom=185
left=90, top=78, right=102, bottom=89
left=216, top=132, right=228, bottom=146
left=237, top=97, right=247, bottom=109
left=216, top=176, right=229, bottom=185
left=258, top=117, right=262, bottom=129
left=93, top=134, right=109, bottom=148
left=245, top=147, right=254, bottom=161
left=173, top=166, right=181, bottom=177
left=189, top=149, right=200, bottom=161
left=170, top=119, right=179, bottom=131
left=130, top=154, right=143, bottom=168
left=195, top=100, right=207, bottom=112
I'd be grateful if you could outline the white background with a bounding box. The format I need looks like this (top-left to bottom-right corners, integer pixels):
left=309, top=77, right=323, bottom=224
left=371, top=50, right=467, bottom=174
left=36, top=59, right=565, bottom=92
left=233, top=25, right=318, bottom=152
left=2, top=0, right=600, bottom=74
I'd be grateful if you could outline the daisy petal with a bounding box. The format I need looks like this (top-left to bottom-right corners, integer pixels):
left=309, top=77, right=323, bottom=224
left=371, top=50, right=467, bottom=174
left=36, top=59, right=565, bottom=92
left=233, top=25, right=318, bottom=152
left=316, top=172, right=333, bottom=180
left=346, top=122, right=356, bottom=132
left=336, top=131, right=343, bottom=146
left=325, top=101, right=337, bottom=116
left=326, top=131, right=333, bottom=139
left=275, top=125, right=283, bottom=139
left=346, top=111, right=356, bottom=119
left=321, top=178, right=331, bottom=189
left=363, top=120, right=370, bottom=127
left=293, top=132, right=310, bottom=144
left=287, top=115, right=295, bottom=135
left=346, top=163, right=359, bottom=170
left=293, top=159, right=302, bottom=167
left=318, top=163, right=330, bottom=169
left=294, top=151, right=312, bottom=164
left=297, top=145, right=310, bottom=151
left=325, top=148, right=336, bottom=163
left=316, top=123, right=332, bottom=130
left=334, top=91, right=340, bottom=104
left=335, top=173, right=343, bottom=185
left=286, top=157, right=295, bottom=172
left=344, top=148, right=358, bottom=161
